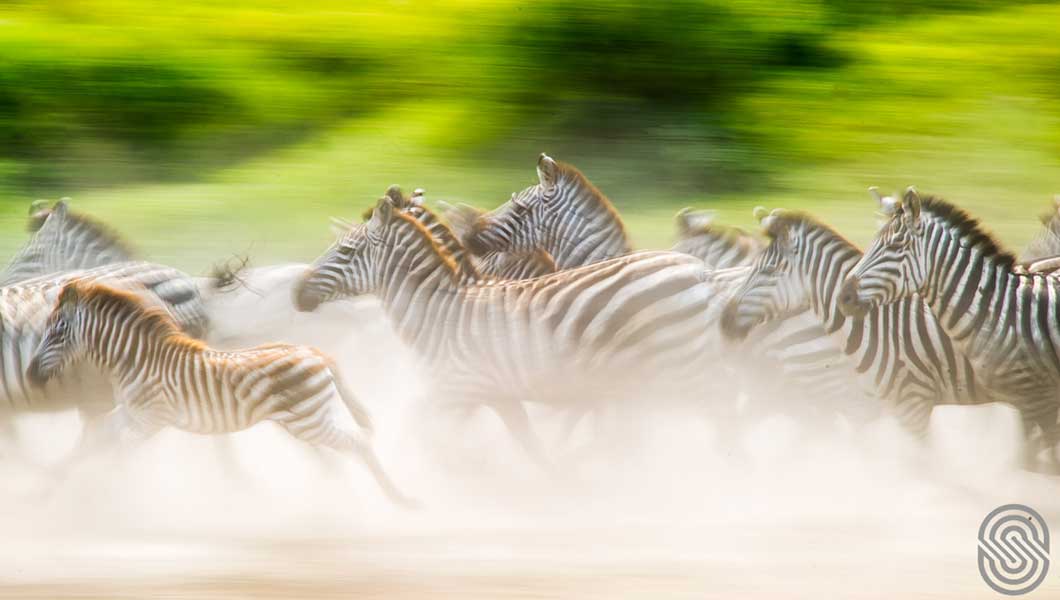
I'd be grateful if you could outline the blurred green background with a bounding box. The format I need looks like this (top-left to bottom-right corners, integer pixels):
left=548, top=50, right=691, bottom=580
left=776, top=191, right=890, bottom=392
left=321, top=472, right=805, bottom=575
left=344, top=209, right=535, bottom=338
left=0, top=0, right=1058, bottom=272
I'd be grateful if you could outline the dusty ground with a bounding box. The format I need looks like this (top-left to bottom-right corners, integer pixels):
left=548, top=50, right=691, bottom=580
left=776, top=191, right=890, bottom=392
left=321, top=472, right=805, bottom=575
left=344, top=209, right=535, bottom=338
left=1, top=300, right=1057, bottom=599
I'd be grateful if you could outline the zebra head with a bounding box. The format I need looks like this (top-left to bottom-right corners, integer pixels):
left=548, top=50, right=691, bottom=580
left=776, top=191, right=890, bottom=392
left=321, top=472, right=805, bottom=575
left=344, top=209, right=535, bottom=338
left=26, top=283, right=85, bottom=387
left=464, top=153, right=561, bottom=256
left=720, top=207, right=807, bottom=340
left=839, top=187, right=926, bottom=318
left=295, top=191, right=409, bottom=312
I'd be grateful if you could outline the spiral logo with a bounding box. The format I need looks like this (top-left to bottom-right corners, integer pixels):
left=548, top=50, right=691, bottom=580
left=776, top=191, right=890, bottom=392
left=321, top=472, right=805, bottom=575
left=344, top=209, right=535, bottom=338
left=978, top=504, right=1050, bottom=595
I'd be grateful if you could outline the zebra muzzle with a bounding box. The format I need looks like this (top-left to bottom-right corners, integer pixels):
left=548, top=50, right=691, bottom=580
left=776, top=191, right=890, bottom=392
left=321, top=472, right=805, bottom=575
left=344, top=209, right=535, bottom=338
left=837, top=276, right=869, bottom=318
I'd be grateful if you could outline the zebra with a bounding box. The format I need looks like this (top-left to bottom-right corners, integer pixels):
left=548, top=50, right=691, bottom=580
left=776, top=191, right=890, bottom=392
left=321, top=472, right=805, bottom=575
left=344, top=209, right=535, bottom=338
left=838, top=188, right=1060, bottom=467
left=3, top=199, right=136, bottom=285
left=26, top=279, right=415, bottom=506
left=294, top=191, right=739, bottom=468
left=463, top=154, right=633, bottom=269
left=672, top=208, right=764, bottom=269
left=720, top=206, right=996, bottom=439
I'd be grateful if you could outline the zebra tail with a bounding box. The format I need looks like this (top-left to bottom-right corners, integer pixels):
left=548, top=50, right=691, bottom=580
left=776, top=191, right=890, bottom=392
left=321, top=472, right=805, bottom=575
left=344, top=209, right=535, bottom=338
left=328, top=360, right=375, bottom=435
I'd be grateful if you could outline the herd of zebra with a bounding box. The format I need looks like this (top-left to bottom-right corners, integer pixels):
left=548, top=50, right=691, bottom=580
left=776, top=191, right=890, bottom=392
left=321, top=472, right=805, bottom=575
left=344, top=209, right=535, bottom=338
left=5, top=153, right=1060, bottom=508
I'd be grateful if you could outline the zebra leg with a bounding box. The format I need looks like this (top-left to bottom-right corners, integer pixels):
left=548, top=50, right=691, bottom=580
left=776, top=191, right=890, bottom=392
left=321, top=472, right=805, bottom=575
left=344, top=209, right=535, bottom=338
left=487, top=398, right=555, bottom=474
left=278, top=416, right=418, bottom=508
left=1034, top=403, right=1060, bottom=474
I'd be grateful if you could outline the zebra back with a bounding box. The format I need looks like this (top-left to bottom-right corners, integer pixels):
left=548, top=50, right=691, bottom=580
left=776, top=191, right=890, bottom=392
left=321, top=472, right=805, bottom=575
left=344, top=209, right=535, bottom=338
left=672, top=207, right=764, bottom=269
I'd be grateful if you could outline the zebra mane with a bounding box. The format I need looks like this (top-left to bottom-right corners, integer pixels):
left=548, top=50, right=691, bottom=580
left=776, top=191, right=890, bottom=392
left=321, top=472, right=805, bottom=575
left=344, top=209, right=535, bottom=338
left=761, top=210, right=856, bottom=249
left=386, top=207, right=462, bottom=281
left=32, top=201, right=137, bottom=258
left=919, top=196, right=1016, bottom=268
left=67, top=281, right=205, bottom=350
left=553, top=160, right=631, bottom=246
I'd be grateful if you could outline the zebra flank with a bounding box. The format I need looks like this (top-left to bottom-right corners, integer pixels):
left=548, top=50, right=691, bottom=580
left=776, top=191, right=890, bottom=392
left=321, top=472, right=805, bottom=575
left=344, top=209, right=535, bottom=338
left=464, top=154, right=632, bottom=269
left=28, top=280, right=414, bottom=506
left=842, top=189, right=1060, bottom=459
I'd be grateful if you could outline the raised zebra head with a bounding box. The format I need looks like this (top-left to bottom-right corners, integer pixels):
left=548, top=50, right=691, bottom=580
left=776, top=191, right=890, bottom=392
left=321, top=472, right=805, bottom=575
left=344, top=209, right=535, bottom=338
left=295, top=218, right=372, bottom=312
left=464, top=154, right=629, bottom=269
left=26, top=284, right=85, bottom=387
left=720, top=207, right=806, bottom=340
left=839, top=187, right=926, bottom=318
left=465, top=153, right=559, bottom=256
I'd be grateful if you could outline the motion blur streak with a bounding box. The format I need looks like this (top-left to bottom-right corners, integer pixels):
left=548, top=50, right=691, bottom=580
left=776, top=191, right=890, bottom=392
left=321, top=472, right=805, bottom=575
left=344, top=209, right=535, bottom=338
left=0, top=1, right=1059, bottom=598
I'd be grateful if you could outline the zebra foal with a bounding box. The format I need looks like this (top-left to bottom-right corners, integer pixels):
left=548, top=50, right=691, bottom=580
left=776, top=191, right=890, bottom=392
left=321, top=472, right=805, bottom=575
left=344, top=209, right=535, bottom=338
left=26, top=280, right=415, bottom=506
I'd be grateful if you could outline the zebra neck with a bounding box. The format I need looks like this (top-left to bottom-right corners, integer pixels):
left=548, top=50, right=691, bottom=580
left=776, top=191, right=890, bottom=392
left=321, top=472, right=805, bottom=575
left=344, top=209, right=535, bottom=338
left=376, top=257, right=464, bottom=347
left=807, top=240, right=862, bottom=334
left=547, top=219, right=629, bottom=269
left=547, top=190, right=630, bottom=268
left=918, top=222, right=1015, bottom=347
left=84, top=312, right=183, bottom=380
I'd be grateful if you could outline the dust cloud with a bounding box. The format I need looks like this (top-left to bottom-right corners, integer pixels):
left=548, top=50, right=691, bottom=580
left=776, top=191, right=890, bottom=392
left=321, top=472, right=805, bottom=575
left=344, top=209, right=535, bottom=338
left=0, top=286, right=1056, bottom=599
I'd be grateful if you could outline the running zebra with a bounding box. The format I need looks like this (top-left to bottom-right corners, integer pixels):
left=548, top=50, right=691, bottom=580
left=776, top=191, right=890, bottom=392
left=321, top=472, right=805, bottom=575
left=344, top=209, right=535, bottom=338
left=294, top=192, right=734, bottom=468
left=3, top=199, right=136, bottom=285
left=464, top=154, right=632, bottom=269
left=27, top=280, right=415, bottom=506
left=720, top=206, right=994, bottom=438
left=672, top=208, right=764, bottom=269
left=839, top=188, right=1060, bottom=465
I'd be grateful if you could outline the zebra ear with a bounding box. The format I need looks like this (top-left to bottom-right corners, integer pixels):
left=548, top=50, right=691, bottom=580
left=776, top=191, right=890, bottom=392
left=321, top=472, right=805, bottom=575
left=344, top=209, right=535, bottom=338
left=384, top=185, right=405, bottom=208
left=409, top=188, right=425, bottom=207
left=537, top=153, right=559, bottom=190
left=903, top=186, right=921, bottom=222
left=57, top=282, right=80, bottom=306
left=676, top=208, right=716, bottom=233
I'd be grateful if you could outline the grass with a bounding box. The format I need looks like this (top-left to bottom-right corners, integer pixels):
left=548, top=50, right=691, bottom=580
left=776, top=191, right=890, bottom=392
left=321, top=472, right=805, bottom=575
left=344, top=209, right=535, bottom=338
left=0, top=2, right=1058, bottom=273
